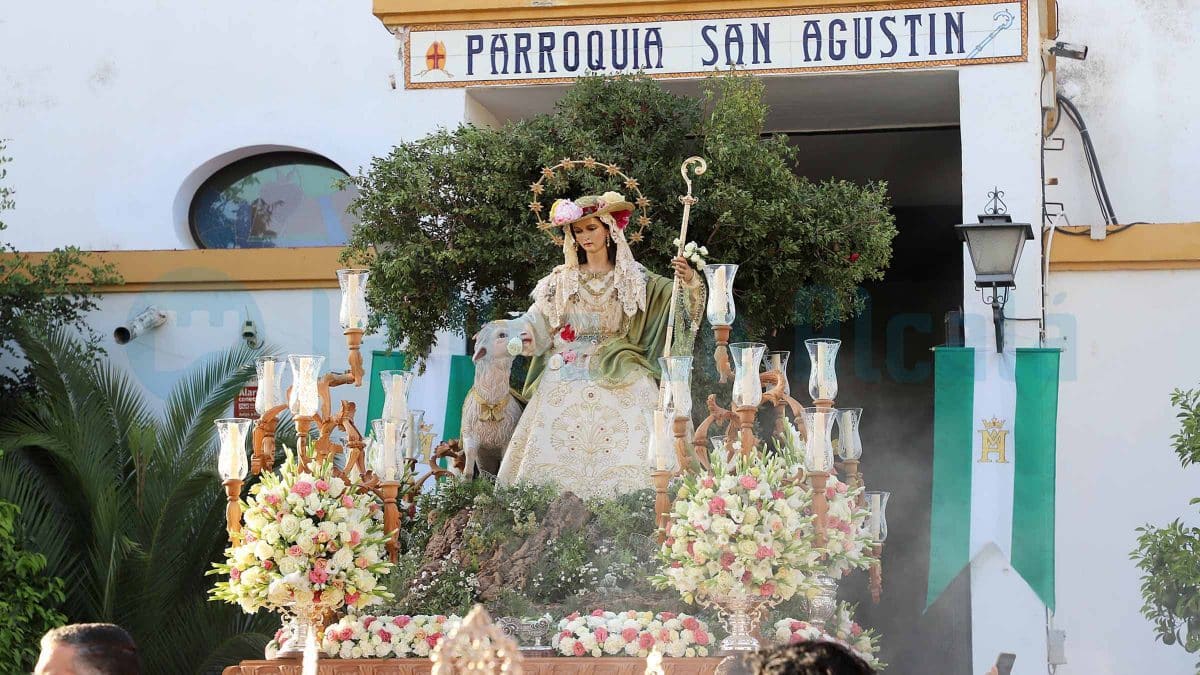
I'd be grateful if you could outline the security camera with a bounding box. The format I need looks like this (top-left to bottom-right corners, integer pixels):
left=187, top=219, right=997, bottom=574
left=1043, top=39, right=1088, bottom=61
left=114, top=307, right=167, bottom=345
left=241, top=319, right=261, bottom=348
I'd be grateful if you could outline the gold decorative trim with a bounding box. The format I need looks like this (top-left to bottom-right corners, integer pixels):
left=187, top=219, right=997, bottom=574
left=403, top=0, right=1028, bottom=89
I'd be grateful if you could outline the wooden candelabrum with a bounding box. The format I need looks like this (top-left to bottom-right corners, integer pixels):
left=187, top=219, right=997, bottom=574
left=672, top=415, right=694, bottom=473
left=651, top=469, right=673, bottom=544
left=808, top=471, right=830, bottom=547
left=713, top=325, right=733, bottom=383
left=841, top=458, right=862, bottom=492
left=379, top=480, right=401, bottom=562
left=223, top=478, right=243, bottom=545
left=870, top=543, right=884, bottom=603
left=250, top=404, right=288, bottom=474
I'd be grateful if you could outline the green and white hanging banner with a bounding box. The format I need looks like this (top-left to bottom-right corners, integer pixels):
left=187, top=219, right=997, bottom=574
left=928, top=347, right=1060, bottom=611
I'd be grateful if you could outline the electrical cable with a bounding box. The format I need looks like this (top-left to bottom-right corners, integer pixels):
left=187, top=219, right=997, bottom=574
left=1053, top=94, right=1145, bottom=237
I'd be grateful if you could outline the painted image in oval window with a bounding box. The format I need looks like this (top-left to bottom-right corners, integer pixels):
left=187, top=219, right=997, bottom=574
left=190, top=152, right=359, bottom=248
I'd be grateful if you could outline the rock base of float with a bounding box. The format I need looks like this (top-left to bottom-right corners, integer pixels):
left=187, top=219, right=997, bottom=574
left=224, top=657, right=722, bottom=675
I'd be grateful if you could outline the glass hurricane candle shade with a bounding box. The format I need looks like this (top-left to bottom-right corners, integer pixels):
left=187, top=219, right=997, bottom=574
left=370, top=418, right=409, bottom=481
left=380, top=370, right=414, bottom=422
left=805, top=338, right=841, bottom=401
left=729, top=342, right=766, bottom=409
left=836, top=407, right=863, bottom=460
left=800, top=407, right=837, bottom=473
left=254, top=356, right=287, bottom=415
left=406, top=409, right=426, bottom=461
left=761, top=350, right=790, bottom=395
left=645, top=410, right=675, bottom=471
left=865, top=491, right=890, bottom=542
left=658, top=356, right=693, bottom=419
left=337, top=268, right=370, bottom=331
left=702, top=264, right=738, bottom=326
left=216, top=418, right=252, bottom=480
left=287, top=355, right=325, bottom=417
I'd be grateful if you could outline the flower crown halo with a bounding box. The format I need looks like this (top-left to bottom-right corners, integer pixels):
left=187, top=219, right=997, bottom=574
left=529, top=157, right=652, bottom=246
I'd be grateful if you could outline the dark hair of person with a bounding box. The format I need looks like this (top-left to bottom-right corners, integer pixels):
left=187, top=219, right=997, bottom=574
left=41, top=623, right=140, bottom=674
left=750, top=640, right=875, bottom=675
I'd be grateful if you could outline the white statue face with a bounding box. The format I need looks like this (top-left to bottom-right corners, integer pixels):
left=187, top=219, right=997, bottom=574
left=570, top=216, right=609, bottom=256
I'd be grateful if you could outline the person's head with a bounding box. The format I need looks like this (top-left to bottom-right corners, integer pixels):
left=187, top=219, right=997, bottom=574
left=36, top=623, right=140, bottom=675
left=570, top=215, right=617, bottom=264
left=751, top=640, right=875, bottom=675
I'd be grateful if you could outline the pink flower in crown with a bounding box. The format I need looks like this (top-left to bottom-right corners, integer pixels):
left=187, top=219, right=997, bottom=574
left=740, top=475, right=758, bottom=490
left=292, top=481, right=314, bottom=497
left=551, top=199, right=584, bottom=226
left=612, top=210, right=631, bottom=230
left=315, top=509, right=326, bottom=519
left=342, top=494, right=354, bottom=508
left=315, top=479, right=330, bottom=492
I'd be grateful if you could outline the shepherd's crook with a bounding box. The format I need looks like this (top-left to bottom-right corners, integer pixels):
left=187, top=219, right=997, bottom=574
left=662, top=156, right=707, bottom=360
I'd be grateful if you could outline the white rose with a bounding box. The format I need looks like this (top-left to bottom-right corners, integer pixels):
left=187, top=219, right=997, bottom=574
left=353, top=568, right=377, bottom=592
left=328, top=477, right=346, bottom=496
left=279, top=515, right=301, bottom=539
left=254, top=540, right=274, bottom=561
left=332, top=546, right=354, bottom=570
left=699, top=246, right=708, bottom=255
left=244, top=511, right=268, bottom=530
left=260, top=523, right=281, bottom=545
left=277, top=558, right=301, bottom=575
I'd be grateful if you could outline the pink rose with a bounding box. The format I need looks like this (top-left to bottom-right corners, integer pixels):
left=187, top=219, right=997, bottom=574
left=720, top=551, right=735, bottom=569
left=594, top=627, right=609, bottom=641
left=291, top=481, right=313, bottom=497
left=789, top=620, right=806, bottom=631
left=551, top=200, right=584, bottom=226
left=356, top=558, right=369, bottom=569
left=658, top=629, right=671, bottom=643
left=789, top=633, right=805, bottom=644
left=350, top=531, right=362, bottom=546
left=772, top=490, right=785, bottom=500
left=591, top=609, right=605, bottom=617
left=702, top=477, right=715, bottom=489
left=315, top=479, right=330, bottom=492
left=826, top=487, right=837, bottom=499
left=264, top=493, right=279, bottom=505
left=339, top=628, right=353, bottom=641
left=638, top=632, right=655, bottom=650
left=560, top=629, right=573, bottom=639
left=755, top=545, right=775, bottom=560
left=288, top=545, right=303, bottom=557
left=427, top=633, right=443, bottom=648
left=315, top=509, right=325, bottom=519
left=435, top=615, right=447, bottom=623
left=851, top=623, right=863, bottom=637
left=566, top=612, right=580, bottom=621
left=665, top=537, right=675, bottom=547
left=681, top=617, right=699, bottom=631
left=836, top=481, right=848, bottom=494
left=621, top=627, right=638, bottom=642
left=573, top=641, right=586, bottom=656
left=317, top=531, right=330, bottom=544
left=363, top=617, right=376, bottom=628
left=708, top=496, right=727, bottom=515
left=230, top=567, right=241, bottom=580
left=379, top=629, right=392, bottom=642
left=660, top=612, right=676, bottom=621
left=740, top=475, right=758, bottom=489
left=759, top=582, right=776, bottom=597
left=694, top=630, right=710, bottom=646
left=340, top=495, right=354, bottom=509
left=262, top=560, right=274, bottom=570
left=563, top=350, right=577, bottom=364
left=345, top=592, right=360, bottom=606
left=309, top=568, right=329, bottom=585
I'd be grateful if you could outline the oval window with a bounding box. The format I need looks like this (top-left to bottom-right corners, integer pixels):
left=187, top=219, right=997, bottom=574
left=189, top=152, right=359, bottom=248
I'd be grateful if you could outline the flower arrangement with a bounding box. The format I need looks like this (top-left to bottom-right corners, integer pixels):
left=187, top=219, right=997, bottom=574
left=320, top=613, right=461, bottom=659
left=209, top=451, right=395, bottom=615
left=651, top=451, right=820, bottom=605
left=772, top=603, right=884, bottom=669
left=672, top=239, right=708, bottom=270
left=553, top=610, right=713, bottom=658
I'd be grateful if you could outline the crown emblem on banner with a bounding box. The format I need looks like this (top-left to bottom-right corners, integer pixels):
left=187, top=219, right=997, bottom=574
left=981, top=416, right=1006, bottom=430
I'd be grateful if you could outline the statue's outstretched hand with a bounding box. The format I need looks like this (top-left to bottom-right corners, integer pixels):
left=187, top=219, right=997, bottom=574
left=671, top=256, right=695, bottom=283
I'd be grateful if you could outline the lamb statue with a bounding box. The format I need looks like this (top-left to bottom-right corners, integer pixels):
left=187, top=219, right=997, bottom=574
left=460, top=318, right=525, bottom=477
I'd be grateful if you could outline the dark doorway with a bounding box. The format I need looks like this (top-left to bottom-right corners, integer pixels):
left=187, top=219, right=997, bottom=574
left=780, top=127, right=969, bottom=673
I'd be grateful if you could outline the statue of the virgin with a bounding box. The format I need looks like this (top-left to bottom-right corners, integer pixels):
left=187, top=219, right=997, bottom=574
left=496, top=190, right=705, bottom=498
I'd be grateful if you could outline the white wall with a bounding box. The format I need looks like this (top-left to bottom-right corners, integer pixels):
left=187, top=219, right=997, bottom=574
left=1051, top=269, right=1200, bottom=675
left=0, top=0, right=465, bottom=251
left=1047, top=1, right=1200, bottom=227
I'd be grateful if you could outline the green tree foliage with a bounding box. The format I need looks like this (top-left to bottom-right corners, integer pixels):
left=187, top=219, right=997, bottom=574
left=0, top=328, right=278, bottom=674
left=0, top=140, right=120, bottom=398
left=0, top=497, right=67, bottom=672
left=344, top=72, right=896, bottom=368
left=1131, top=386, right=1200, bottom=672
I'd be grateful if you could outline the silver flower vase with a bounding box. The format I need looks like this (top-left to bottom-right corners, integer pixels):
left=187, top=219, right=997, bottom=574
left=805, top=574, right=839, bottom=631
left=272, top=602, right=323, bottom=660
left=712, top=593, right=768, bottom=675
